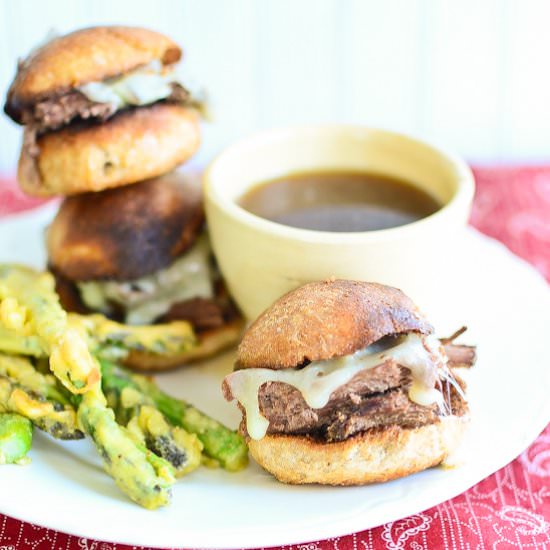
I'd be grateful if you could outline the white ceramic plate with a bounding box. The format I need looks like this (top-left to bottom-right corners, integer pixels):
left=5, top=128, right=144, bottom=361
left=0, top=204, right=548, bottom=549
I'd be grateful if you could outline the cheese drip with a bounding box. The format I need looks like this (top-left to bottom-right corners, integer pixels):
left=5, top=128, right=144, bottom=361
left=79, top=61, right=179, bottom=108
left=79, top=235, right=214, bottom=325
left=225, top=333, right=446, bottom=440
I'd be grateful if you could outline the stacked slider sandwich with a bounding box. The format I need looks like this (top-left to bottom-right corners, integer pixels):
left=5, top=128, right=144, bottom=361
left=4, top=26, right=242, bottom=370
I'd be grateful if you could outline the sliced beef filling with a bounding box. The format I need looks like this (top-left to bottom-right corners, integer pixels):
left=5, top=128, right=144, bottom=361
left=24, top=90, right=116, bottom=132
left=160, top=297, right=227, bottom=331
left=150, top=278, right=241, bottom=331
left=246, top=360, right=469, bottom=443
left=52, top=267, right=236, bottom=333
left=444, top=343, right=476, bottom=368
left=20, top=82, right=190, bottom=133
left=21, top=83, right=190, bottom=157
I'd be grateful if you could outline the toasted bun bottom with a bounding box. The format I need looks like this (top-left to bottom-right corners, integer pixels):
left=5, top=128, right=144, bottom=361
left=247, top=416, right=467, bottom=485
left=124, top=318, right=244, bottom=371
left=18, top=103, right=200, bottom=197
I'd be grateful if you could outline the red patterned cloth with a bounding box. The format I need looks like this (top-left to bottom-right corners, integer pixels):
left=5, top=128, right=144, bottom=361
left=0, top=167, right=549, bottom=550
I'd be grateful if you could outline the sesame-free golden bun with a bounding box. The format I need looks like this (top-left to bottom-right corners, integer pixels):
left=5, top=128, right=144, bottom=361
left=236, top=279, right=433, bottom=370
left=18, top=104, right=200, bottom=197
left=247, top=417, right=467, bottom=485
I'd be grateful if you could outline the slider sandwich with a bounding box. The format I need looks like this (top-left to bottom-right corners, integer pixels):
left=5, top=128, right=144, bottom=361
left=48, top=172, right=242, bottom=370
left=223, top=280, right=476, bottom=484
left=4, top=26, right=200, bottom=196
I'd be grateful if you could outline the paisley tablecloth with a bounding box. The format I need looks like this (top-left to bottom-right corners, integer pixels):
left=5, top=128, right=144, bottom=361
left=0, top=166, right=549, bottom=550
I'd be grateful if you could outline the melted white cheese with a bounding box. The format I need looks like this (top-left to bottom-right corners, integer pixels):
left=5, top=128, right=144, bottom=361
left=79, top=235, right=214, bottom=325
left=225, top=333, right=446, bottom=440
left=79, top=61, right=178, bottom=108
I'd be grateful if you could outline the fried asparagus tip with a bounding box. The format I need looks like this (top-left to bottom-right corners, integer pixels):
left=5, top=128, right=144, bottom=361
left=0, top=375, right=83, bottom=439
left=101, top=360, right=248, bottom=471
left=101, top=360, right=202, bottom=477
left=0, top=266, right=100, bottom=393
left=127, top=405, right=203, bottom=478
left=134, top=372, right=249, bottom=472
left=77, top=389, right=174, bottom=509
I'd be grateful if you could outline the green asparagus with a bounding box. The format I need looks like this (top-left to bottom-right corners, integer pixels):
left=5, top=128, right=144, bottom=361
left=101, top=360, right=202, bottom=477
left=127, top=405, right=202, bottom=477
left=0, top=313, right=197, bottom=365
left=0, top=375, right=82, bottom=439
left=0, top=266, right=99, bottom=393
left=0, top=413, right=32, bottom=464
left=0, top=265, right=176, bottom=509
left=77, top=388, right=175, bottom=509
left=102, top=361, right=248, bottom=471
left=0, top=353, right=72, bottom=406
left=76, top=314, right=197, bottom=361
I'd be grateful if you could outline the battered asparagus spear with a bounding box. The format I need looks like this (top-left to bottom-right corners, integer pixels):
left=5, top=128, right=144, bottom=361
left=0, top=266, right=99, bottom=393
left=126, top=405, right=202, bottom=477
left=105, top=361, right=248, bottom=471
left=77, top=387, right=175, bottom=509
left=0, top=353, right=71, bottom=406
left=148, top=382, right=248, bottom=472
left=0, top=310, right=197, bottom=364
left=0, top=375, right=82, bottom=439
left=0, top=315, right=247, bottom=471
left=101, top=360, right=202, bottom=477
left=0, top=353, right=82, bottom=439
left=0, top=413, right=32, bottom=464
left=75, top=314, right=197, bottom=361
left=0, top=265, right=176, bottom=509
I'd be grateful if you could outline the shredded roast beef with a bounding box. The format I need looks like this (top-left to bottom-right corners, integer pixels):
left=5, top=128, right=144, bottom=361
left=253, top=365, right=468, bottom=442
left=444, top=343, right=477, bottom=369
left=22, top=90, right=116, bottom=133
left=159, top=297, right=226, bottom=331
left=21, top=83, right=190, bottom=157
left=233, top=340, right=476, bottom=443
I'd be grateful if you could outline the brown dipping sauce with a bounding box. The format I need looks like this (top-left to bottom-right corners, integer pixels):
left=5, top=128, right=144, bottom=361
left=238, top=171, right=441, bottom=232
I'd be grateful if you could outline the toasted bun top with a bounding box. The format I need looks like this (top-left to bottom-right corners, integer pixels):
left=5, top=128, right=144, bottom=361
left=5, top=26, right=181, bottom=117
left=236, top=280, right=433, bottom=370
left=47, top=171, right=203, bottom=281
